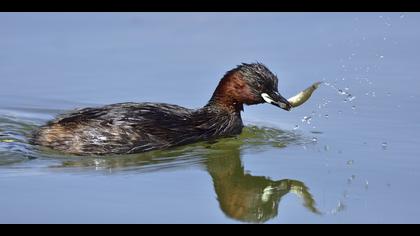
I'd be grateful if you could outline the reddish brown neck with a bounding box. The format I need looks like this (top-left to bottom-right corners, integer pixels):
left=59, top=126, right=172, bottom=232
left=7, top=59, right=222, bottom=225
left=206, top=71, right=254, bottom=113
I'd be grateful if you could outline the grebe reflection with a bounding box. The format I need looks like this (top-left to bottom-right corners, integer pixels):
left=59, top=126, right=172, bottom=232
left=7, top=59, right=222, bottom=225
left=55, top=126, right=320, bottom=223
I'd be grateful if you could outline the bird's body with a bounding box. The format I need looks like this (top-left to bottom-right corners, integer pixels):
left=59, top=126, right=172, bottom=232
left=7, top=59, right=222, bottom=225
left=32, top=102, right=242, bottom=155
left=32, top=63, right=292, bottom=155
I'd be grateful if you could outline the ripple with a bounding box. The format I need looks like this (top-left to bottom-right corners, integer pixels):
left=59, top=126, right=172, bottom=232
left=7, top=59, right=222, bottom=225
left=0, top=109, right=309, bottom=173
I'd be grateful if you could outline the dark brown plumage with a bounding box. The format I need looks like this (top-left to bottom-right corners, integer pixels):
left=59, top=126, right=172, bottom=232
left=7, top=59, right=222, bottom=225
left=31, top=63, right=291, bottom=155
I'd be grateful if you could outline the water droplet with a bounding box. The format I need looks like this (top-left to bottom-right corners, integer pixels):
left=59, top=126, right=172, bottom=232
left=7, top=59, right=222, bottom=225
left=380, top=55, right=384, bottom=59
left=348, top=96, right=356, bottom=102
left=352, top=106, right=356, bottom=110
left=311, top=131, right=323, bottom=134
left=347, top=160, right=354, bottom=165
left=338, top=110, right=343, bottom=114
left=324, top=114, right=329, bottom=119
left=330, top=201, right=346, bottom=214
left=344, top=87, right=349, bottom=91
left=312, top=137, right=318, bottom=142
left=382, top=142, right=388, bottom=150
left=301, top=116, right=312, bottom=124
left=347, top=175, right=356, bottom=184
left=400, top=14, right=405, bottom=18
left=338, top=89, right=347, bottom=95
left=383, top=37, right=387, bottom=41
left=293, top=125, right=299, bottom=130
left=324, top=145, right=330, bottom=151
left=365, top=180, right=369, bottom=189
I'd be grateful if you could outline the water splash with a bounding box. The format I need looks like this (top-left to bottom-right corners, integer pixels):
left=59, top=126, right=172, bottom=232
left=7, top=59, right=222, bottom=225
left=301, top=116, right=312, bottom=124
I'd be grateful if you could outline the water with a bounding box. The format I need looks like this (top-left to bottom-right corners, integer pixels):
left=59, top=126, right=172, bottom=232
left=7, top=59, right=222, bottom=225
left=1, top=13, right=420, bottom=223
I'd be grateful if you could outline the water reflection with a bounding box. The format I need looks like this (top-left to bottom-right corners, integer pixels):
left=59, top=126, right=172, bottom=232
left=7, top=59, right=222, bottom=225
left=0, top=116, right=320, bottom=223
left=52, top=126, right=320, bottom=223
left=206, top=147, right=320, bottom=223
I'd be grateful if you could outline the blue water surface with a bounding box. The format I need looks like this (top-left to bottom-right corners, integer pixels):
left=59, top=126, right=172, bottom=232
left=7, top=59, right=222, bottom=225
left=0, top=13, right=420, bottom=223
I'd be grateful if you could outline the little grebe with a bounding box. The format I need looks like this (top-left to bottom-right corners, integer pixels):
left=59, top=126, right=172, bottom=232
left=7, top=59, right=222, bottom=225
left=32, top=63, right=292, bottom=155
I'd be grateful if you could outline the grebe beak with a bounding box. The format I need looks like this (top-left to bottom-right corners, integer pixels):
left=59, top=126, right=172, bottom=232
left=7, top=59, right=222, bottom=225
left=261, top=92, right=292, bottom=111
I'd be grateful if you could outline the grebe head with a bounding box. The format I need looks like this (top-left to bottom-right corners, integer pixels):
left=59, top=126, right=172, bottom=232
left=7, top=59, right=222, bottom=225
left=208, top=63, right=292, bottom=111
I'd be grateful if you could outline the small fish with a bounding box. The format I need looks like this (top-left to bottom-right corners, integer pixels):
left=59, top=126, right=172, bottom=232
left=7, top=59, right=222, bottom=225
left=287, top=82, right=322, bottom=108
